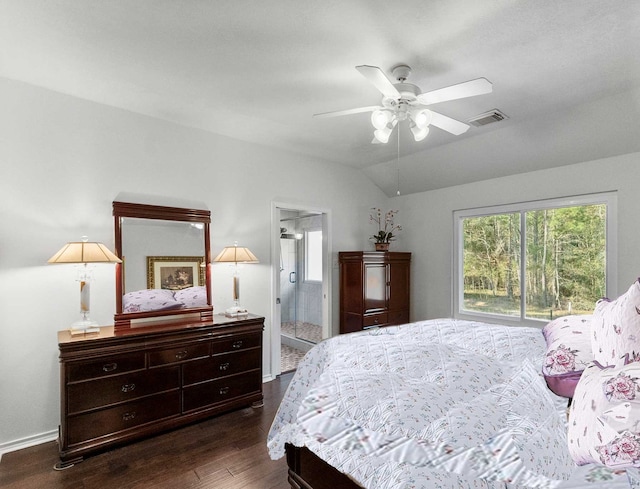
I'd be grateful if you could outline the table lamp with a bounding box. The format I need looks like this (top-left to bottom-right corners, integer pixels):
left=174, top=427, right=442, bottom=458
left=48, top=236, right=122, bottom=334
left=213, top=242, right=258, bottom=317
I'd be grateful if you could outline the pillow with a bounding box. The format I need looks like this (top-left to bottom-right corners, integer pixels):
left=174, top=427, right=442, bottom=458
left=591, top=279, right=640, bottom=368
left=122, top=288, right=184, bottom=313
left=543, top=371, right=583, bottom=399
left=173, top=286, right=208, bottom=308
left=568, top=361, right=640, bottom=468
left=541, top=314, right=592, bottom=398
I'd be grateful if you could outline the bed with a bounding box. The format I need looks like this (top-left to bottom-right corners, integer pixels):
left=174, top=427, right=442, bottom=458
left=267, top=318, right=634, bottom=489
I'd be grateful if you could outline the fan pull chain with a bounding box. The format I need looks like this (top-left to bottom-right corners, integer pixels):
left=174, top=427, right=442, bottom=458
left=396, top=124, right=401, bottom=196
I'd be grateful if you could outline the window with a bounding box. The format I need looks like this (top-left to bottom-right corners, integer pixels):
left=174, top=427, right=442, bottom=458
left=454, top=193, right=616, bottom=324
left=304, top=229, right=323, bottom=282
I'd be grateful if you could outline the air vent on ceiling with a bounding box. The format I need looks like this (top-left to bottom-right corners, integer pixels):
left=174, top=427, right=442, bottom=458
left=468, top=109, right=509, bottom=127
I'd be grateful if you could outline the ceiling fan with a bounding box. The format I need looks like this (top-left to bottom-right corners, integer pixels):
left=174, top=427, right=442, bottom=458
left=314, top=65, right=492, bottom=143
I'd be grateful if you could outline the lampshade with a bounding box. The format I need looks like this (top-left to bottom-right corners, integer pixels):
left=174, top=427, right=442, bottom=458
left=214, top=242, right=258, bottom=317
left=374, top=124, right=394, bottom=143
left=48, top=240, right=122, bottom=264
left=410, top=123, right=430, bottom=142
left=213, top=244, right=259, bottom=264
left=371, top=109, right=393, bottom=130
left=48, top=237, right=121, bottom=335
left=412, top=109, right=433, bottom=129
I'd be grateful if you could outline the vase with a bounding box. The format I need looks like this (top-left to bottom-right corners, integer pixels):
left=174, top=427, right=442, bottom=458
left=375, top=242, right=389, bottom=251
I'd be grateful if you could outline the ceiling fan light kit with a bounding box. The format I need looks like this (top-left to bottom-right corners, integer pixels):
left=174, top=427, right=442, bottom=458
left=371, top=109, right=393, bottom=130
left=374, top=122, right=395, bottom=144
left=413, top=109, right=433, bottom=128
left=410, top=121, right=429, bottom=142
left=374, top=127, right=391, bottom=144
left=314, top=64, right=493, bottom=144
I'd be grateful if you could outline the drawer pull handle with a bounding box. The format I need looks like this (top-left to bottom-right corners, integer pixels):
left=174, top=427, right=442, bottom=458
left=219, top=362, right=230, bottom=371
left=102, top=363, right=118, bottom=372
left=122, top=411, right=136, bottom=421
left=232, top=340, right=243, bottom=349
left=121, top=383, right=136, bottom=393
left=175, top=350, right=188, bottom=360
left=219, top=387, right=230, bottom=395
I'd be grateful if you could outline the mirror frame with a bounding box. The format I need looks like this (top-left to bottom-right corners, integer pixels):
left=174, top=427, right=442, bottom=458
left=113, top=201, right=212, bottom=333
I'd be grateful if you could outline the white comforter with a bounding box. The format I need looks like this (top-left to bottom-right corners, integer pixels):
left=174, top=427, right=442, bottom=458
left=267, top=319, right=631, bottom=489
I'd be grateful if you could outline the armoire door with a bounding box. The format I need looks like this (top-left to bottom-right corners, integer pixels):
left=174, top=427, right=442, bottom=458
left=363, top=262, right=387, bottom=312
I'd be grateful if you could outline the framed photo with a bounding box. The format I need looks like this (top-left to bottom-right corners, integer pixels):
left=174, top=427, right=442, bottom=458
left=147, top=256, right=205, bottom=290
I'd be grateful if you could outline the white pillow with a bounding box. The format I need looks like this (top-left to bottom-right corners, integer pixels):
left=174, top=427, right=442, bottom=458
left=122, top=288, right=184, bottom=313
left=173, top=285, right=208, bottom=308
left=542, top=315, right=592, bottom=376
left=541, top=314, right=593, bottom=398
left=591, top=279, right=640, bottom=368
left=568, top=361, right=640, bottom=467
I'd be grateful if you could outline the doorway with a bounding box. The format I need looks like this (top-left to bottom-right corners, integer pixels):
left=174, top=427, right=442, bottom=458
left=271, top=204, right=330, bottom=376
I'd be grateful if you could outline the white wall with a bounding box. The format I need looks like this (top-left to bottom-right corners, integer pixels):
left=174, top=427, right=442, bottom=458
left=398, top=152, right=640, bottom=321
left=0, top=78, right=390, bottom=451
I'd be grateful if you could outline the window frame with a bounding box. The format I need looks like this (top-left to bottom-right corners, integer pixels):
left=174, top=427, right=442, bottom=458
left=304, top=228, right=323, bottom=284
left=453, top=192, right=617, bottom=327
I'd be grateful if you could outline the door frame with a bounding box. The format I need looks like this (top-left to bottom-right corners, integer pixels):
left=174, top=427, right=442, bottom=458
left=270, top=201, right=331, bottom=377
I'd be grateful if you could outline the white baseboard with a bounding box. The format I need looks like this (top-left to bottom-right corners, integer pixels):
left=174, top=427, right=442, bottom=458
left=0, top=430, right=58, bottom=461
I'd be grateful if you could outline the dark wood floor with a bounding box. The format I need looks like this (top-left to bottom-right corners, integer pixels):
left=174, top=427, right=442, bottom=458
left=0, top=373, right=294, bottom=489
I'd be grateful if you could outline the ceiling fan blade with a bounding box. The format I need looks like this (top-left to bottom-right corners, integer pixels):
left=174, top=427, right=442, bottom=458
left=429, top=111, right=470, bottom=135
left=355, top=65, right=400, bottom=99
left=313, top=105, right=381, bottom=118
left=417, top=78, right=492, bottom=105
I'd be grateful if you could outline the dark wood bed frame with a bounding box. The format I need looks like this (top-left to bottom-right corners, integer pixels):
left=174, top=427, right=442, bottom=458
left=285, top=444, right=363, bottom=489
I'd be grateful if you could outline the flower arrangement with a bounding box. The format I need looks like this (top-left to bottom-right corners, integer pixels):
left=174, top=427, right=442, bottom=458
left=369, top=208, right=402, bottom=244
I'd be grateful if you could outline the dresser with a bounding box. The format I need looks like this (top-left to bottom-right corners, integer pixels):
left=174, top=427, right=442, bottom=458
left=339, top=251, right=411, bottom=334
left=57, top=314, right=263, bottom=468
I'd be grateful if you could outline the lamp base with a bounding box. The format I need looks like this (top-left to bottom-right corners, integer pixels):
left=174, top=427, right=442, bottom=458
left=70, top=319, right=100, bottom=335
left=224, top=305, right=249, bottom=318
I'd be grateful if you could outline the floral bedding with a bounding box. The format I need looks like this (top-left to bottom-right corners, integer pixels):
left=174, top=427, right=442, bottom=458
left=122, top=285, right=207, bottom=312
left=267, top=318, right=633, bottom=489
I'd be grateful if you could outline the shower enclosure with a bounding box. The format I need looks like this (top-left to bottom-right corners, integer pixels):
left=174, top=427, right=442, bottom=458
left=280, top=212, right=323, bottom=347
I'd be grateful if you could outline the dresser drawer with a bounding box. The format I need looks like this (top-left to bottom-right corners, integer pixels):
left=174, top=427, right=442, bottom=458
left=211, top=333, right=261, bottom=354
left=67, top=352, right=146, bottom=383
left=183, top=370, right=261, bottom=412
left=388, top=309, right=409, bottom=325
left=148, top=341, right=210, bottom=367
left=183, top=349, right=261, bottom=386
left=363, top=312, right=388, bottom=328
left=66, top=391, right=180, bottom=446
left=67, top=367, right=180, bottom=414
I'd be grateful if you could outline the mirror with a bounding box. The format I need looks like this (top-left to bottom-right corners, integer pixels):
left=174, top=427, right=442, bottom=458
left=113, top=201, right=212, bottom=332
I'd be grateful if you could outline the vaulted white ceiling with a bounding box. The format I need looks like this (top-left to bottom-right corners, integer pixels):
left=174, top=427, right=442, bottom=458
left=2, top=1, right=639, bottom=196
